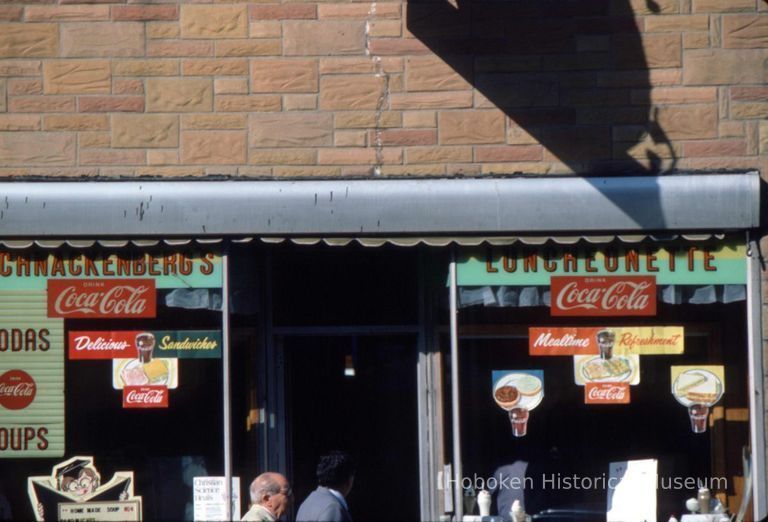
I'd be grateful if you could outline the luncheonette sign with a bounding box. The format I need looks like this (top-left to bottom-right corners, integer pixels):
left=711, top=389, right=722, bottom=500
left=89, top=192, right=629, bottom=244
left=0, top=291, right=64, bottom=458
left=530, top=326, right=684, bottom=356
left=48, top=279, right=156, bottom=319
left=457, top=242, right=746, bottom=286
left=550, top=276, right=656, bottom=316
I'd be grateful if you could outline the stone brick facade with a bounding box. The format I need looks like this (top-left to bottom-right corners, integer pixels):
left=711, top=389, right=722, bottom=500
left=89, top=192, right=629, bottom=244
left=0, top=2, right=767, bottom=513
left=0, top=0, right=764, bottom=178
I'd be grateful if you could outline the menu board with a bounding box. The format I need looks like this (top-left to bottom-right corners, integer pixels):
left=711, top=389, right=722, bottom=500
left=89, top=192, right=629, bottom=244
left=0, top=291, right=64, bottom=458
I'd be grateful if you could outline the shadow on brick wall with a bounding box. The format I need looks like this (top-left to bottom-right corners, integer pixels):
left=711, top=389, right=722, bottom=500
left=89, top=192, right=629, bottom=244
left=406, top=0, right=677, bottom=176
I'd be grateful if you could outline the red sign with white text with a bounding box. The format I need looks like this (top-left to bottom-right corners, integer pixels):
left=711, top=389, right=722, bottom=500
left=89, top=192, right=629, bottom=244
left=551, top=276, right=656, bottom=316
left=47, top=279, right=156, bottom=319
left=0, top=369, right=37, bottom=410
left=529, top=327, right=600, bottom=356
left=123, top=386, right=168, bottom=408
left=68, top=331, right=137, bottom=360
left=585, top=382, right=630, bottom=404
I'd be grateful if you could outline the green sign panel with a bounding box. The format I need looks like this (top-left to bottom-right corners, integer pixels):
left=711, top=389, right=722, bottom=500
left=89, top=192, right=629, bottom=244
left=458, top=242, right=746, bottom=286
left=0, top=291, right=64, bottom=458
left=154, top=330, right=222, bottom=359
left=0, top=250, right=221, bottom=291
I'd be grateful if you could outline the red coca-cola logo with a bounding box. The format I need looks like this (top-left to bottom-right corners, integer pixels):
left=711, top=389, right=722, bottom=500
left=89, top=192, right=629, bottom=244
left=551, top=276, right=656, bottom=317
left=0, top=370, right=37, bottom=410
left=585, top=382, right=630, bottom=404
left=123, top=386, right=168, bottom=408
left=48, top=279, right=156, bottom=319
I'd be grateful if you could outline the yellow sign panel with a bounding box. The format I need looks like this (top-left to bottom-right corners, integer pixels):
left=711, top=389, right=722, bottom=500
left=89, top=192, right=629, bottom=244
left=670, top=365, right=725, bottom=407
left=612, top=326, right=684, bottom=355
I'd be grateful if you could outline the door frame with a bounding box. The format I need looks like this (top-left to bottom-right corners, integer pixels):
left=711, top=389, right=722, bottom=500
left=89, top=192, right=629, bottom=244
left=269, top=327, right=435, bottom=517
left=253, top=249, right=451, bottom=521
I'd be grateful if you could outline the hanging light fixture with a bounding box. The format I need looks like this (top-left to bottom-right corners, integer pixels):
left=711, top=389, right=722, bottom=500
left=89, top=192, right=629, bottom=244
left=344, top=354, right=355, bottom=377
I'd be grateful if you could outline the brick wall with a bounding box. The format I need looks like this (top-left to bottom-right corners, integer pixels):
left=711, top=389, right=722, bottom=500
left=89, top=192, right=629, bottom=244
left=0, top=0, right=765, bottom=177
left=0, top=0, right=767, bottom=515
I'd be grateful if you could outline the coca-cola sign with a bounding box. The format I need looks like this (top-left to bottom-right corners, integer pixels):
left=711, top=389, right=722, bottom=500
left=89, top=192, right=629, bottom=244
left=585, top=382, right=630, bottom=404
left=0, top=369, right=37, bottom=410
left=48, top=279, right=156, bottom=319
left=123, top=385, right=168, bottom=408
left=551, top=276, right=656, bottom=317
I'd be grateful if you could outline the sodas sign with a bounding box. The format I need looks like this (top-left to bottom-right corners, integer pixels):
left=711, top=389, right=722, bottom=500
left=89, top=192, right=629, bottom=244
left=585, top=382, right=630, bottom=404
left=551, top=276, right=656, bottom=317
left=48, top=279, right=156, bottom=319
left=0, top=370, right=37, bottom=410
left=123, top=386, right=168, bottom=408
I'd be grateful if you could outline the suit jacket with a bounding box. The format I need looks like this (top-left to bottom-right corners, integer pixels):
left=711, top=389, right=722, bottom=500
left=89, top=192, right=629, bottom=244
left=296, top=487, right=353, bottom=522
left=241, top=504, right=276, bottom=522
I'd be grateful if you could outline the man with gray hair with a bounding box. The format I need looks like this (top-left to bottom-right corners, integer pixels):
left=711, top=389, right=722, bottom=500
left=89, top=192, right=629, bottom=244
left=242, top=472, right=292, bottom=521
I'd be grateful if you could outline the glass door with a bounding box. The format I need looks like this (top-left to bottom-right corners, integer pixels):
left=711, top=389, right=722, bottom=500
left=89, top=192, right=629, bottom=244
left=282, top=334, right=421, bottom=522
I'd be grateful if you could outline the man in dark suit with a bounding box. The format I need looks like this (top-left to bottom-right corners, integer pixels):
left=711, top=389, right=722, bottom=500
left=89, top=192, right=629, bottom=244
left=296, top=451, right=355, bottom=522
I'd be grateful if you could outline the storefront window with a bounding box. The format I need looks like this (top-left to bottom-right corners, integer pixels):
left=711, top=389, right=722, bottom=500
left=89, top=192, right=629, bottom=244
left=0, top=247, right=224, bottom=521
left=450, top=239, right=753, bottom=520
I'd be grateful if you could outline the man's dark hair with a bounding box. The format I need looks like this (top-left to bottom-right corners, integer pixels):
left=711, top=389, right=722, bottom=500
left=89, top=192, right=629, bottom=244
left=316, top=450, right=355, bottom=489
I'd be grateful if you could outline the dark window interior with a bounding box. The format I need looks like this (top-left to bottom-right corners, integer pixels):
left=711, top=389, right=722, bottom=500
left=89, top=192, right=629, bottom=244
left=456, top=300, right=750, bottom=520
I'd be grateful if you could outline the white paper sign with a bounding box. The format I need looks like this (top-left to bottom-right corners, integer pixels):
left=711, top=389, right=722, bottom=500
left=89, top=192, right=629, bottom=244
left=58, top=500, right=141, bottom=521
left=607, top=459, right=657, bottom=522
left=193, top=477, right=240, bottom=521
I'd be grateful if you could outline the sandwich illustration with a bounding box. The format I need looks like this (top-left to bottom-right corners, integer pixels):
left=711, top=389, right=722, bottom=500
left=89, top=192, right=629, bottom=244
left=674, top=370, right=721, bottom=405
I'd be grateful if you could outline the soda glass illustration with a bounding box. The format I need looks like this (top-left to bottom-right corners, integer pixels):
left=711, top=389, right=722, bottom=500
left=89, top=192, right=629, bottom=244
left=492, top=371, right=544, bottom=438
left=688, top=403, right=709, bottom=433
left=671, top=367, right=724, bottom=434
left=135, top=332, right=155, bottom=363
left=596, top=329, right=616, bottom=360
left=508, top=407, right=529, bottom=437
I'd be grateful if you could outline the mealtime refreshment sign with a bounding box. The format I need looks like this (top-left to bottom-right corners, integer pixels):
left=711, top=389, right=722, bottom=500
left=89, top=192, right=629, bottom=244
left=529, top=326, right=684, bottom=356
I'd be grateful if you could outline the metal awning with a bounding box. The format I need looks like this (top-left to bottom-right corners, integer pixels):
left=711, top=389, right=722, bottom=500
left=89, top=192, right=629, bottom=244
left=0, top=172, right=759, bottom=239
left=0, top=234, right=727, bottom=249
